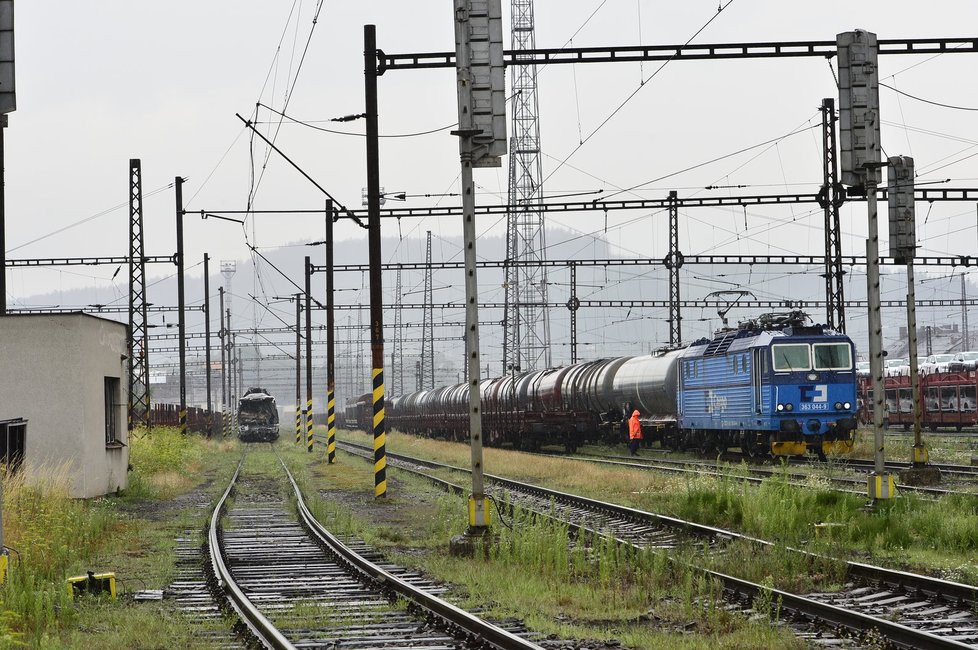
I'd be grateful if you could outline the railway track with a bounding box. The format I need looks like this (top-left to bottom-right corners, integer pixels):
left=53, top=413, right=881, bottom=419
left=202, top=457, right=544, bottom=650
left=585, top=442, right=978, bottom=480
left=831, top=456, right=978, bottom=480
left=336, top=440, right=978, bottom=649
left=543, top=450, right=978, bottom=498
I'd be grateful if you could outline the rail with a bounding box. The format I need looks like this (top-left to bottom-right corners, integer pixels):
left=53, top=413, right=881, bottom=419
left=206, top=460, right=296, bottom=650
left=281, top=460, right=543, bottom=650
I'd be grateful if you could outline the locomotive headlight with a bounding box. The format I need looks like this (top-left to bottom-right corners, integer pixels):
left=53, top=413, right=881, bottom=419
left=844, top=402, right=851, bottom=410
left=834, top=401, right=843, bottom=410
left=808, top=373, right=818, bottom=381
left=776, top=403, right=785, bottom=411
left=785, top=403, right=794, bottom=412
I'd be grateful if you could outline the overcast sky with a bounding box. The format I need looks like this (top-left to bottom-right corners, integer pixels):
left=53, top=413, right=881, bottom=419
left=5, top=1, right=978, bottom=356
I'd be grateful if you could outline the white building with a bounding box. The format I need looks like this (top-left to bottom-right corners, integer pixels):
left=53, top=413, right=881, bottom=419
left=0, top=313, right=129, bottom=498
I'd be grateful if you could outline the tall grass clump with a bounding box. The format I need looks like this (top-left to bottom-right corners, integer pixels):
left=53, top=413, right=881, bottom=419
left=672, top=456, right=978, bottom=577
left=126, top=426, right=206, bottom=499
left=0, top=465, right=121, bottom=642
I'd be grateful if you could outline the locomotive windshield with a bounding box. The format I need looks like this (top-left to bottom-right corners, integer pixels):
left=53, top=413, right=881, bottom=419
left=813, top=342, right=853, bottom=370
left=772, top=343, right=811, bottom=371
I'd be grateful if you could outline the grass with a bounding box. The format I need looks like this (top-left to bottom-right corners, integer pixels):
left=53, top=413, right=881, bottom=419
left=0, top=426, right=241, bottom=648
left=848, top=426, right=978, bottom=465
left=342, top=427, right=978, bottom=586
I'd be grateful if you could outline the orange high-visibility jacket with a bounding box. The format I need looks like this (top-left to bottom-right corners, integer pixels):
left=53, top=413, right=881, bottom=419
left=628, top=411, right=643, bottom=440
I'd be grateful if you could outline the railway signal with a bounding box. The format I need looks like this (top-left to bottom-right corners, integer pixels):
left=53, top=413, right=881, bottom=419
left=887, top=157, right=941, bottom=483
left=838, top=30, right=893, bottom=501
left=447, top=0, right=507, bottom=552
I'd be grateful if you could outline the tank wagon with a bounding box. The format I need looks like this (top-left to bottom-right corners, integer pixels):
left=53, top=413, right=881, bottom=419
left=344, top=392, right=373, bottom=433
left=237, top=388, right=280, bottom=442
left=380, top=312, right=858, bottom=458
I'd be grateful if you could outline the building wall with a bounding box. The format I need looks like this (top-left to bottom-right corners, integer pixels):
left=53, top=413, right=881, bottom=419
left=0, top=314, right=129, bottom=498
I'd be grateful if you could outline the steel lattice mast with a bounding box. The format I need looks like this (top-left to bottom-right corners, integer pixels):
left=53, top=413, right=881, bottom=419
left=420, top=231, right=434, bottom=390
left=502, top=0, right=550, bottom=374
left=392, top=266, right=402, bottom=396
left=128, top=159, right=150, bottom=429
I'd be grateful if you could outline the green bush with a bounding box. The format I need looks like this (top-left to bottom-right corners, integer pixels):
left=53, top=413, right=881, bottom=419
left=128, top=427, right=203, bottom=478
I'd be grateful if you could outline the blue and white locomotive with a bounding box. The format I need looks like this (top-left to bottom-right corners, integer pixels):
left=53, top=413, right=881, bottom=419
left=678, top=311, right=858, bottom=457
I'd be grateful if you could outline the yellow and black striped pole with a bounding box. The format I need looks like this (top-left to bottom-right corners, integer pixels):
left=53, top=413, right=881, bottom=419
left=324, top=199, right=338, bottom=465
left=295, top=404, right=302, bottom=445
left=326, top=387, right=336, bottom=463
left=295, top=295, right=303, bottom=446
left=179, top=408, right=187, bottom=436
left=304, top=257, right=315, bottom=454
left=223, top=409, right=229, bottom=438
left=306, top=400, right=314, bottom=453
left=372, top=367, right=386, bottom=497
left=365, top=27, right=387, bottom=498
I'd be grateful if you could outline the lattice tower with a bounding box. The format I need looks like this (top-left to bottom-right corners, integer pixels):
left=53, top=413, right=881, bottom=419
left=127, top=159, right=150, bottom=429
left=503, top=0, right=551, bottom=374
left=220, top=261, right=236, bottom=402
left=392, top=267, right=402, bottom=396
left=420, top=231, right=435, bottom=390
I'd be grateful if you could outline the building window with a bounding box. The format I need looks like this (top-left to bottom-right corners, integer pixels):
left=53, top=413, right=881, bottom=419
left=105, top=377, right=121, bottom=446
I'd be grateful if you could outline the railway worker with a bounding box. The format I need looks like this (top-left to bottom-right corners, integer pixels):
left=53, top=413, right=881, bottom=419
left=628, top=409, right=643, bottom=456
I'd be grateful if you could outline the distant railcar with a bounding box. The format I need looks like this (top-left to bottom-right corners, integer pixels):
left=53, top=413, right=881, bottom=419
left=857, top=368, right=978, bottom=431
left=237, top=388, right=280, bottom=442
left=344, top=393, right=373, bottom=433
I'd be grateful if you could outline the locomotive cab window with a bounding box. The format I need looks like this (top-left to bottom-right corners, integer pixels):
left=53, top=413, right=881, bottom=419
left=772, top=343, right=811, bottom=372
left=813, top=343, right=853, bottom=370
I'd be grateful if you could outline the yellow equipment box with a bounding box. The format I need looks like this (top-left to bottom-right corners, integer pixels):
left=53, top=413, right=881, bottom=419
left=66, top=571, right=116, bottom=598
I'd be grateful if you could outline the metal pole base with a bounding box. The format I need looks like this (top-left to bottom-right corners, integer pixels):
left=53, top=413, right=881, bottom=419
left=467, top=494, right=491, bottom=528
left=449, top=495, right=494, bottom=557
left=899, top=462, right=942, bottom=487
left=449, top=526, right=497, bottom=558
left=867, top=472, right=896, bottom=500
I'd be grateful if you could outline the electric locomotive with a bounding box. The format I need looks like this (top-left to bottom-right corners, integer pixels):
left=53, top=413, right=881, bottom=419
left=679, top=311, right=858, bottom=457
